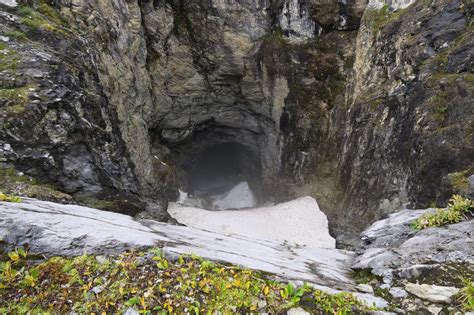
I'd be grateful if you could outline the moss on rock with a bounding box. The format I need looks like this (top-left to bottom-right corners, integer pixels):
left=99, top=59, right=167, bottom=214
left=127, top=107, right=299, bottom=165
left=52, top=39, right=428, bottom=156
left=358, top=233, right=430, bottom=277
left=0, top=167, right=72, bottom=202
left=448, top=169, right=473, bottom=193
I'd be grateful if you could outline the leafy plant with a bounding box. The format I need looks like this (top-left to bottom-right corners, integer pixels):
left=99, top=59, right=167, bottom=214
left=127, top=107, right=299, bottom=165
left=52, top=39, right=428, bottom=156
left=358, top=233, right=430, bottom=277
left=0, top=193, right=23, bottom=203
left=412, top=195, right=473, bottom=230
left=280, top=283, right=307, bottom=307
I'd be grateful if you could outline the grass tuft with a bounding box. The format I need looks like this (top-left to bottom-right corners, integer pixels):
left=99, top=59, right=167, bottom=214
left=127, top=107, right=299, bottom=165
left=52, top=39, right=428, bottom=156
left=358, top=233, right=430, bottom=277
left=457, top=279, right=474, bottom=311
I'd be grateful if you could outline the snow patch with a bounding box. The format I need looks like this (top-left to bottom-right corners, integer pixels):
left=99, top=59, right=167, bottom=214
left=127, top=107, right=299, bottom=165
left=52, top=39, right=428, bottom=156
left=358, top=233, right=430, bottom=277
left=168, top=196, right=336, bottom=248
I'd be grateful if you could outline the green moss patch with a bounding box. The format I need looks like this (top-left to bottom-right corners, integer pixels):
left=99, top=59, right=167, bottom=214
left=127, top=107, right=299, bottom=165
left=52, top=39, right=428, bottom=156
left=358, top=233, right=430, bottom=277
left=0, top=44, right=20, bottom=72
left=350, top=269, right=382, bottom=285
left=3, top=30, right=28, bottom=42
left=16, top=2, right=67, bottom=34
left=363, top=4, right=412, bottom=34
left=0, top=248, right=374, bottom=314
left=0, top=167, right=72, bottom=202
left=0, top=85, right=33, bottom=116
left=414, top=262, right=474, bottom=287
left=18, top=6, right=56, bottom=32
left=411, top=195, right=473, bottom=230
left=448, top=168, right=473, bottom=193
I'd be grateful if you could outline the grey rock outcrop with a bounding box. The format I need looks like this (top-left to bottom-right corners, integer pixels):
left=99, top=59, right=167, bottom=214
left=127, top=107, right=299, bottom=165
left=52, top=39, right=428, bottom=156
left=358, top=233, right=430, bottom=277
left=353, top=208, right=474, bottom=281
left=0, top=0, right=16, bottom=9
left=0, top=0, right=472, bottom=246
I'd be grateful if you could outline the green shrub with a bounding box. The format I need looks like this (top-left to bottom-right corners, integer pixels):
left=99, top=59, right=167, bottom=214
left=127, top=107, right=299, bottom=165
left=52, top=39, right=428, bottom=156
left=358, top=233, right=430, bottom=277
left=412, top=195, right=473, bottom=230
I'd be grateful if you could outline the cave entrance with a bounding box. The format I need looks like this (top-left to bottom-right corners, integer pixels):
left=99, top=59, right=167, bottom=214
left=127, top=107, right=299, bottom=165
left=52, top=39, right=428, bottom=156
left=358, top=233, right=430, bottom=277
left=180, top=142, right=264, bottom=209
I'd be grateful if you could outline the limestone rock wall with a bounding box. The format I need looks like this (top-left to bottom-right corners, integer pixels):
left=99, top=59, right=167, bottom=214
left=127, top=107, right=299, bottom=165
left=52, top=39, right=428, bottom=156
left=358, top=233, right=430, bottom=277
left=337, top=0, right=474, bottom=244
left=1, top=0, right=472, bottom=244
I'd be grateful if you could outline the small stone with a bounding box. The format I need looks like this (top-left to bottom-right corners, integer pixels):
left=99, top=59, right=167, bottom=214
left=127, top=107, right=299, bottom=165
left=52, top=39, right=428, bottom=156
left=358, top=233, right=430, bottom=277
left=95, top=255, right=108, bottom=264
left=3, top=143, right=11, bottom=151
left=380, top=283, right=391, bottom=290
left=405, top=283, right=459, bottom=304
left=91, top=285, right=103, bottom=294
left=469, top=175, right=474, bottom=195
left=287, top=307, right=311, bottom=315
left=389, top=287, right=408, bottom=298
left=427, top=305, right=442, bottom=315
left=356, top=283, right=374, bottom=294
left=0, top=36, right=9, bottom=43
left=124, top=308, right=139, bottom=315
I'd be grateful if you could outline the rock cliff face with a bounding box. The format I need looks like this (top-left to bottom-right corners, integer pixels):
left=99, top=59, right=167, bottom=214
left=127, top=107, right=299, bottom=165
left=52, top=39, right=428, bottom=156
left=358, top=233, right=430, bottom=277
left=0, top=0, right=472, bottom=245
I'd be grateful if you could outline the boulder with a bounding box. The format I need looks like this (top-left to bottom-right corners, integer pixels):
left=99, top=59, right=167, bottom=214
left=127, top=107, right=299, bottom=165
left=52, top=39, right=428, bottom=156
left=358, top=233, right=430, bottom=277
left=353, top=208, right=474, bottom=278
left=211, top=182, right=257, bottom=210
left=356, top=283, right=374, bottom=294
left=0, top=0, right=17, bottom=9
left=405, top=283, right=460, bottom=304
left=287, top=307, right=311, bottom=315
left=389, top=287, right=408, bottom=299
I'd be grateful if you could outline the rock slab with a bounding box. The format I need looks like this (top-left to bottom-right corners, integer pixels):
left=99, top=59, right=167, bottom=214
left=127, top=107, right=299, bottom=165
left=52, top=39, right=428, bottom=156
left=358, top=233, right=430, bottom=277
left=353, top=209, right=474, bottom=278
left=211, top=182, right=257, bottom=210
left=405, top=283, right=460, bottom=304
left=0, top=198, right=347, bottom=289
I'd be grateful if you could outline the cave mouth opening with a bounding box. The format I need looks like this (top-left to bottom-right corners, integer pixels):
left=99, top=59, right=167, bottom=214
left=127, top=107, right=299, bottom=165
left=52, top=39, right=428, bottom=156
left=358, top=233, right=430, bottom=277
left=182, top=142, right=265, bottom=209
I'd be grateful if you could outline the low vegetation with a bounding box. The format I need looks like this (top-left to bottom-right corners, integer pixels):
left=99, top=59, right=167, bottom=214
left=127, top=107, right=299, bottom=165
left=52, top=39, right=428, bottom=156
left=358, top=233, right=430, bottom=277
left=4, top=30, right=28, bottom=42
left=411, top=195, right=473, bottom=230
left=457, top=279, right=474, bottom=312
left=0, top=193, right=22, bottom=202
left=0, top=248, right=374, bottom=314
left=18, top=6, right=56, bottom=33
left=0, top=168, right=72, bottom=202
left=448, top=169, right=473, bottom=193
left=0, top=85, right=36, bottom=117
left=363, top=4, right=411, bottom=33
left=0, top=43, right=20, bottom=72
